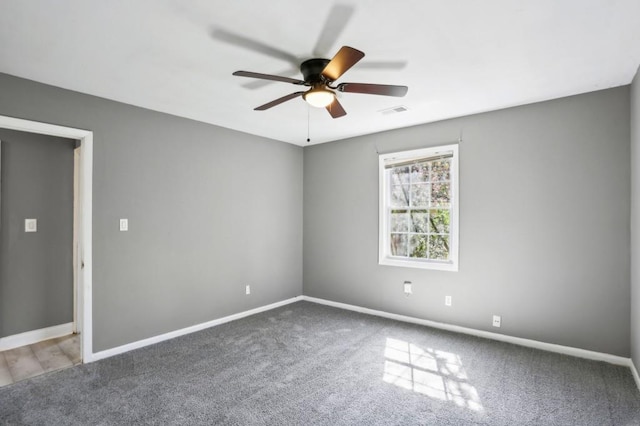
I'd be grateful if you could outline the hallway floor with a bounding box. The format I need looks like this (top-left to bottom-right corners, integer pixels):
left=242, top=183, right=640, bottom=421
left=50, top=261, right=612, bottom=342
left=0, top=334, right=80, bottom=388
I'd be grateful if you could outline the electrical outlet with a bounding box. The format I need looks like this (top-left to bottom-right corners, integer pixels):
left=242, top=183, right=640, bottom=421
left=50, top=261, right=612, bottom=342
left=25, top=218, right=37, bottom=232
left=445, top=296, right=452, bottom=306
left=245, top=285, right=251, bottom=295
left=119, top=218, right=128, bottom=232
left=403, top=281, right=412, bottom=295
left=492, top=315, right=501, bottom=327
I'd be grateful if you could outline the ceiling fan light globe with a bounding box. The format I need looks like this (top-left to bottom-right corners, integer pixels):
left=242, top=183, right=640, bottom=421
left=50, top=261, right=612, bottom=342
left=304, top=88, right=335, bottom=108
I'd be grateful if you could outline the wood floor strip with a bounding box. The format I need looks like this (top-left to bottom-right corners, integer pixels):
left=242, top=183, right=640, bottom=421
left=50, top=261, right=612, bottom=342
left=0, top=353, right=14, bottom=386
left=31, top=340, right=73, bottom=372
left=0, top=334, right=80, bottom=388
left=4, top=346, right=45, bottom=382
left=55, top=335, right=81, bottom=365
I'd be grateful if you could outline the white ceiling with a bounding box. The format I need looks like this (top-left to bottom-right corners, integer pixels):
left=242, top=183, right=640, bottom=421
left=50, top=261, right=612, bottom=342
left=1, top=0, right=639, bottom=146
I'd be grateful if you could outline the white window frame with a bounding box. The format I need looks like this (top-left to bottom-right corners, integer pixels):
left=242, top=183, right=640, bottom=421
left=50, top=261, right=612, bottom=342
left=379, top=144, right=459, bottom=271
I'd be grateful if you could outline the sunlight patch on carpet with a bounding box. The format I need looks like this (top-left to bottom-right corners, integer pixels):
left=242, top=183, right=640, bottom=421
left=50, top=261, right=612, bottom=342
left=383, top=337, right=483, bottom=412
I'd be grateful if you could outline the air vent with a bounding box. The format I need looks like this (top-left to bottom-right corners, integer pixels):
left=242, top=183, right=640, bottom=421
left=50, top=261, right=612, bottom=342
left=380, top=105, right=408, bottom=115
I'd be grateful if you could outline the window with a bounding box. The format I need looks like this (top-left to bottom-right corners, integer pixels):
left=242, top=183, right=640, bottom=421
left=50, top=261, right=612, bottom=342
left=379, top=144, right=459, bottom=271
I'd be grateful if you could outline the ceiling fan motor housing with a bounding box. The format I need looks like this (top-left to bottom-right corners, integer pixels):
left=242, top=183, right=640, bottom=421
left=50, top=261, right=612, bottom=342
left=300, top=58, right=331, bottom=83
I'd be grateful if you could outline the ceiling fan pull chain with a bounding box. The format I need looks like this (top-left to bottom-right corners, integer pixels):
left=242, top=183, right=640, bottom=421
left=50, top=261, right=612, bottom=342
left=307, top=104, right=311, bottom=143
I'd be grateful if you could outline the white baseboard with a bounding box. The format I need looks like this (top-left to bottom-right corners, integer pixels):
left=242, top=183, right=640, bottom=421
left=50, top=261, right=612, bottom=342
left=90, top=296, right=304, bottom=362
left=0, top=322, right=74, bottom=351
left=631, top=360, right=640, bottom=391
left=86, top=293, right=639, bottom=384
left=302, top=296, right=631, bottom=367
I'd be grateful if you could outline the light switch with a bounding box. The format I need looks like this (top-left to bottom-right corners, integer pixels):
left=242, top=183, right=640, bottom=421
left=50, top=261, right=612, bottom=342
left=25, top=218, right=37, bottom=232
left=119, top=218, right=128, bottom=232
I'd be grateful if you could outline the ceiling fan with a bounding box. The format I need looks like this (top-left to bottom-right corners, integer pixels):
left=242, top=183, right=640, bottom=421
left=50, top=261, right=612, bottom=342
left=232, top=46, right=408, bottom=118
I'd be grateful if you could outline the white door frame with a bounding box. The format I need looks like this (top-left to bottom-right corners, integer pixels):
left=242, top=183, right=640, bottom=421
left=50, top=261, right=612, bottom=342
left=73, top=147, right=80, bottom=334
left=0, top=115, right=94, bottom=362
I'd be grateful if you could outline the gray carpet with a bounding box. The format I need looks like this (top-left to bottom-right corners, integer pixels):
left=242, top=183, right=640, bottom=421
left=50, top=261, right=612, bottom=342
left=1, top=301, right=639, bottom=425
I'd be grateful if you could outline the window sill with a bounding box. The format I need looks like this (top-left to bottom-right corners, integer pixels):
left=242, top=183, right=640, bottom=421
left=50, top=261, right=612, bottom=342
left=379, top=257, right=458, bottom=271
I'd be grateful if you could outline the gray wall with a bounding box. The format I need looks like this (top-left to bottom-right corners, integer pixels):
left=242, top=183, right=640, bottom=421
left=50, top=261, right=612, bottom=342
left=631, top=66, right=640, bottom=365
left=0, top=129, right=75, bottom=337
left=0, top=71, right=631, bottom=358
left=0, top=73, right=303, bottom=352
left=304, top=87, right=631, bottom=356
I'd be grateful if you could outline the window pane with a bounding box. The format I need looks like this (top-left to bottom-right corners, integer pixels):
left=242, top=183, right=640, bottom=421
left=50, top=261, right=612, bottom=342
left=380, top=145, right=458, bottom=270
left=391, top=210, right=409, bottom=232
left=391, top=185, right=410, bottom=207
left=409, top=234, right=428, bottom=258
left=429, top=235, right=449, bottom=260
left=428, top=209, right=450, bottom=233
left=391, top=166, right=410, bottom=185
left=410, top=183, right=430, bottom=207
left=390, top=233, right=408, bottom=257
left=411, top=163, right=429, bottom=183
left=431, top=160, right=451, bottom=182
left=411, top=210, right=429, bottom=233
left=431, top=182, right=450, bottom=207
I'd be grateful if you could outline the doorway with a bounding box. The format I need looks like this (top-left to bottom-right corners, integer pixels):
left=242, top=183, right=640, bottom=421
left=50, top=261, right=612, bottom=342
left=0, top=115, right=93, bottom=363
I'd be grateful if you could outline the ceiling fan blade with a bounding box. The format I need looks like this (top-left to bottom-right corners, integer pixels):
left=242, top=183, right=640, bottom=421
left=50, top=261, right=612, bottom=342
left=255, top=92, right=305, bottom=111
left=337, top=83, right=408, bottom=97
left=233, top=71, right=305, bottom=85
left=242, top=67, right=300, bottom=90
left=326, top=98, right=347, bottom=118
left=312, top=4, right=355, bottom=57
left=321, top=46, right=365, bottom=82
left=212, top=28, right=299, bottom=66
